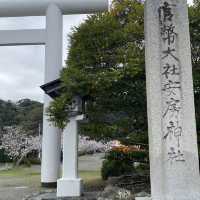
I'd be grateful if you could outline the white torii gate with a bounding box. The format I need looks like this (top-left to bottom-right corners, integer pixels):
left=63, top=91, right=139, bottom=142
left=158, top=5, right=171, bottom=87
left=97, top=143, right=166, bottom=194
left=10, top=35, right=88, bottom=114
left=0, top=0, right=108, bottom=196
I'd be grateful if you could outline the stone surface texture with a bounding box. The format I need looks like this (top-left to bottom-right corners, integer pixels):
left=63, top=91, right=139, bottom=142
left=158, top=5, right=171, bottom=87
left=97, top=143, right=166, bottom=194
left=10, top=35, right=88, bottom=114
left=107, top=174, right=150, bottom=194
left=135, top=198, right=150, bottom=200
left=57, top=178, right=83, bottom=198
left=97, top=185, right=134, bottom=200
left=144, top=0, right=200, bottom=199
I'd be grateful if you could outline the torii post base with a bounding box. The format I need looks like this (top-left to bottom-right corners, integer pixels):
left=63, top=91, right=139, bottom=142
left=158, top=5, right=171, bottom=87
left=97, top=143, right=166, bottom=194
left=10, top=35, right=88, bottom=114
left=57, top=178, right=83, bottom=197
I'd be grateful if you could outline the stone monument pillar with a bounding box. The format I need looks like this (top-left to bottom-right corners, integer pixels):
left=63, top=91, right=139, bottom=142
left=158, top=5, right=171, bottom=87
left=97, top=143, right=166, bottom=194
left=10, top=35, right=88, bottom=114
left=41, top=3, right=63, bottom=187
left=138, top=0, right=200, bottom=199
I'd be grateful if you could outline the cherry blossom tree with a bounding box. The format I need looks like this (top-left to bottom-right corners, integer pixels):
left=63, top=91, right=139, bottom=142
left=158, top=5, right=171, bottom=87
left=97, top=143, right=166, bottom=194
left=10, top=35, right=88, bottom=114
left=79, top=136, right=105, bottom=155
left=0, top=127, right=113, bottom=166
left=0, top=127, right=41, bottom=166
left=78, top=136, right=113, bottom=155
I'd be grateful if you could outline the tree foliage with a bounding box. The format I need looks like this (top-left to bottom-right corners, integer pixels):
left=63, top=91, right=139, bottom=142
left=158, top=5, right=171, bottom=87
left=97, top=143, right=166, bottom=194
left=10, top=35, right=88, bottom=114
left=48, top=0, right=146, bottom=144
left=0, top=100, right=17, bottom=128
left=48, top=1, right=200, bottom=145
left=15, top=99, right=43, bottom=135
left=0, top=99, right=43, bottom=135
left=189, top=4, right=200, bottom=143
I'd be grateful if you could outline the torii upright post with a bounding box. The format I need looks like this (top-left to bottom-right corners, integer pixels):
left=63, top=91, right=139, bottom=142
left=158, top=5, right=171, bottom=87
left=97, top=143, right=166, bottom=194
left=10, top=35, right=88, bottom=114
left=0, top=0, right=108, bottom=187
left=41, top=3, right=63, bottom=187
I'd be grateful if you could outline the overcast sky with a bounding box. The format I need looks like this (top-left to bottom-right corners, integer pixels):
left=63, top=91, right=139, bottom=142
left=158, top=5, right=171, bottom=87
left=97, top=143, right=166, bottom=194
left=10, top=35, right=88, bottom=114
left=0, top=0, right=194, bottom=103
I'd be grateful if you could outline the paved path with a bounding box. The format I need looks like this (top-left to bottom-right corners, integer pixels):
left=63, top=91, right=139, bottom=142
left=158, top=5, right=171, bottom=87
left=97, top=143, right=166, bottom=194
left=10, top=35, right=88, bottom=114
left=78, top=153, right=104, bottom=171
left=0, top=175, right=41, bottom=200
left=0, top=153, right=104, bottom=200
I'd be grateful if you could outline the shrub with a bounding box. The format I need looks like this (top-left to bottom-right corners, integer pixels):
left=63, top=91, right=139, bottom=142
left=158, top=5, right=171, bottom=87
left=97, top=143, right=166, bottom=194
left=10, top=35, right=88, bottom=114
left=101, top=159, right=134, bottom=180
left=101, top=146, right=148, bottom=180
left=0, top=149, right=12, bottom=163
left=27, top=157, right=41, bottom=165
left=106, top=147, right=148, bottom=163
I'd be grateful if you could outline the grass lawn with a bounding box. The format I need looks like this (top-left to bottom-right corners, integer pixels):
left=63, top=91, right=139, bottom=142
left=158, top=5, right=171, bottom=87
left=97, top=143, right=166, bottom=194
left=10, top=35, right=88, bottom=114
left=80, top=171, right=106, bottom=191
left=0, top=166, right=105, bottom=191
left=0, top=167, right=40, bottom=177
left=0, top=166, right=41, bottom=188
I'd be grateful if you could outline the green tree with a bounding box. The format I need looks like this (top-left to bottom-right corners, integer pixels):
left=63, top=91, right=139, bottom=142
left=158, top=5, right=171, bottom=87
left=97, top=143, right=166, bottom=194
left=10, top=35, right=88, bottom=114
left=189, top=4, right=200, bottom=145
left=48, top=0, right=147, bottom=145
left=0, top=100, right=17, bottom=128
left=0, top=98, right=43, bottom=136
left=48, top=1, right=200, bottom=147
left=16, top=99, right=43, bottom=135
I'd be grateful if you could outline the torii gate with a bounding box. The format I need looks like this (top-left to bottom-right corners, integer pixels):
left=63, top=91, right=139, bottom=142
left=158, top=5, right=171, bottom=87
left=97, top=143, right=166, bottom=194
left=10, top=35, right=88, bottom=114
left=0, top=0, right=108, bottom=197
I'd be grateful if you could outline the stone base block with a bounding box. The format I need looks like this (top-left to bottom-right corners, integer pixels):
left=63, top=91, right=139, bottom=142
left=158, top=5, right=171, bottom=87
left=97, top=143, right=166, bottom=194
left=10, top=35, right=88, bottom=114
left=135, top=197, right=151, bottom=200
left=57, top=178, right=83, bottom=197
left=135, top=194, right=200, bottom=200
